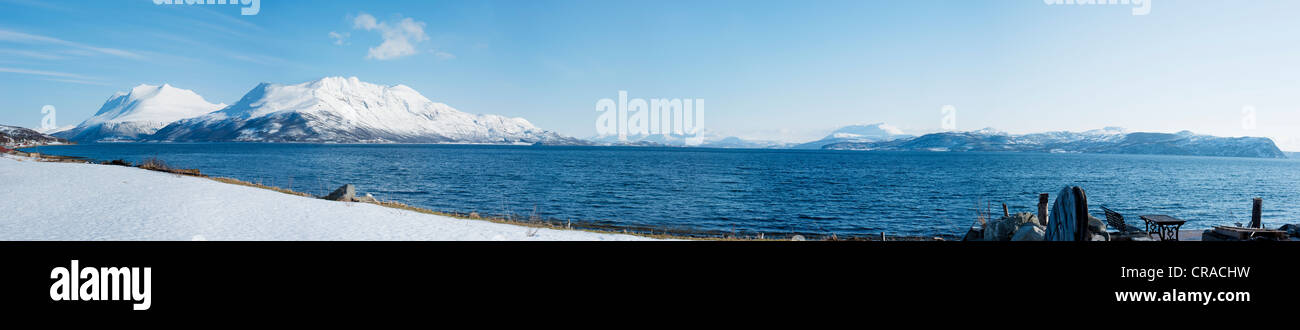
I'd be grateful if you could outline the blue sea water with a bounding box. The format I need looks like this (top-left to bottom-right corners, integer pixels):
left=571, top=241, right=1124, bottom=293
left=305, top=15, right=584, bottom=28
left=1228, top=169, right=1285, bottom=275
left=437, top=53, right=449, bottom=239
left=26, top=143, right=1300, bottom=237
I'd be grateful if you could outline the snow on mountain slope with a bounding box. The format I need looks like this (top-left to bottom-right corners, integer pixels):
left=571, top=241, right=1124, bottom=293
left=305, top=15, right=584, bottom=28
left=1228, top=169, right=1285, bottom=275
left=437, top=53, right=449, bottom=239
left=55, top=84, right=225, bottom=142
left=792, top=123, right=913, bottom=149
left=151, top=77, right=583, bottom=144
left=38, top=125, right=75, bottom=135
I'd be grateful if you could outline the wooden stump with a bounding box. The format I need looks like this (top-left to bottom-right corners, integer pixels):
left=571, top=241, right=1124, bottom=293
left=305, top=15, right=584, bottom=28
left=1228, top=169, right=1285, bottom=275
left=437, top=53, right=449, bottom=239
left=1038, top=193, right=1049, bottom=226
left=1251, top=198, right=1263, bottom=229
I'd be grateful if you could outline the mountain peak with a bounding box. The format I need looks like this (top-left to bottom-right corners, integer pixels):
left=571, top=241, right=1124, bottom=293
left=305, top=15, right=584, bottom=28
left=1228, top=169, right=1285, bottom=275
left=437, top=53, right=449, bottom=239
left=831, top=123, right=905, bottom=136
left=56, top=83, right=225, bottom=142
left=307, top=76, right=370, bottom=89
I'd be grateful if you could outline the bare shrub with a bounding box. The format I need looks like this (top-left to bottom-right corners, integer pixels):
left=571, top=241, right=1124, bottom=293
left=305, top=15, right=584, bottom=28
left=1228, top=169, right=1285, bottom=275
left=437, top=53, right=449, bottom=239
left=140, top=157, right=170, bottom=171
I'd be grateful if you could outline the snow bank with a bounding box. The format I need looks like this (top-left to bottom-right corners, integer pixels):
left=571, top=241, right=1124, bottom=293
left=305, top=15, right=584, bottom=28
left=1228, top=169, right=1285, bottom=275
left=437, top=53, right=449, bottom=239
left=0, top=155, right=655, bottom=241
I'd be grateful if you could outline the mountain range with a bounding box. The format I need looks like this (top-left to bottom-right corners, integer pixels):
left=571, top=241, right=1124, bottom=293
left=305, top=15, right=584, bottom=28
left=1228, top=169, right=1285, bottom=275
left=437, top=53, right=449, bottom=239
left=150, top=77, right=581, bottom=144
left=23, top=77, right=1290, bottom=159
left=588, top=130, right=791, bottom=148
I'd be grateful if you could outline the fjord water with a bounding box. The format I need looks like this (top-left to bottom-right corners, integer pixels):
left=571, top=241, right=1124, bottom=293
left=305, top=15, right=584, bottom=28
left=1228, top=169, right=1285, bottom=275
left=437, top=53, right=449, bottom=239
left=29, top=143, right=1300, bottom=237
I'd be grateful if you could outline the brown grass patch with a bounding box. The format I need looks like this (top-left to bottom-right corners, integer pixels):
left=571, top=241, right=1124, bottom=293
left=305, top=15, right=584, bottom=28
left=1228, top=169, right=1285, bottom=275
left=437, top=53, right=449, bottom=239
left=209, top=177, right=314, bottom=198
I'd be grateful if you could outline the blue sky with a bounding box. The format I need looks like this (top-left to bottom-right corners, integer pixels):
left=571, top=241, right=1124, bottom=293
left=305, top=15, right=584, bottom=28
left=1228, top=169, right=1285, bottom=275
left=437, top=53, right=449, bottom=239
left=2, top=0, right=1299, bottom=149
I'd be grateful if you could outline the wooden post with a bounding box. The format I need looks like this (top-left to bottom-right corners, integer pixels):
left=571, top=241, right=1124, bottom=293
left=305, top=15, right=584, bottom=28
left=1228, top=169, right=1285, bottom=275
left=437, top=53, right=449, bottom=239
left=1073, top=187, right=1089, bottom=241
left=1251, top=198, right=1263, bottom=229
left=1038, top=193, right=1049, bottom=226
left=1002, top=203, right=1010, bottom=217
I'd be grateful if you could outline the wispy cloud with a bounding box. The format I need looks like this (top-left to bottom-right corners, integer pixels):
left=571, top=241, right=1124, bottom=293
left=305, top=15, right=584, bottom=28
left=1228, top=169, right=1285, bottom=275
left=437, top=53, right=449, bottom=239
left=0, top=29, right=142, bottom=60
left=0, top=66, right=97, bottom=80
left=0, top=48, right=67, bottom=60
left=41, top=78, right=114, bottom=86
left=0, top=66, right=111, bottom=86
left=350, top=12, right=429, bottom=60
left=0, top=0, right=73, bottom=13
left=328, top=31, right=349, bottom=46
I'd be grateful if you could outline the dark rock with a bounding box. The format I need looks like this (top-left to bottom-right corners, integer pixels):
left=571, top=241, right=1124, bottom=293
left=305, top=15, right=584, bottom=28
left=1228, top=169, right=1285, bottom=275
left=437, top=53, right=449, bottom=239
left=962, top=226, right=983, bottom=241
left=1279, top=224, right=1300, bottom=238
left=103, top=159, right=132, bottom=167
left=984, top=213, right=1037, bottom=241
left=1011, top=223, right=1045, bottom=241
left=324, top=184, right=356, bottom=202
left=1201, top=230, right=1236, bottom=242
left=1088, top=216, right=1110, bottom=241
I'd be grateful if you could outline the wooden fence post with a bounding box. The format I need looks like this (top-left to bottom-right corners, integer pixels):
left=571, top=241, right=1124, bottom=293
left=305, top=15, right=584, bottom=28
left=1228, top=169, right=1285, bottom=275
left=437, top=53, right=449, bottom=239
left=1038, top=193, right=1049, bottom=226
left=1251, top=198, right=1263, bottom=229
left=1002, top=203, right=1010, bottom=218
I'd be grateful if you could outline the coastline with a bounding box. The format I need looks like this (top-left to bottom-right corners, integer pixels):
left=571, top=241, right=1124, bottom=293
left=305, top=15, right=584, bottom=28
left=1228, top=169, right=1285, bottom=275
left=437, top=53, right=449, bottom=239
left=0, top=151, right=660, bottom=241
left=17, top=144, right=1296, bottom=241
left=7, top=146, right=955, bottom=241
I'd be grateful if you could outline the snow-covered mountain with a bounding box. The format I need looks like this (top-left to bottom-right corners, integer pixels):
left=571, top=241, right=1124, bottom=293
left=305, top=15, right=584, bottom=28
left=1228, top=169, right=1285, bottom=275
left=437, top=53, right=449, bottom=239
left=1, top=124, right=68, bottom=147
left=150, top=77, right=583, bottom=144
left=38, top=125, right=76, bottom=135
left=698, top=136, right=793, bottom=149
left=589, top=130, right=791, bottom=148
left=823, top=127, right=1287, bottom=159
left=55, top=84, right=225, bottom=142
left=792, top=123, right=913, bottom=149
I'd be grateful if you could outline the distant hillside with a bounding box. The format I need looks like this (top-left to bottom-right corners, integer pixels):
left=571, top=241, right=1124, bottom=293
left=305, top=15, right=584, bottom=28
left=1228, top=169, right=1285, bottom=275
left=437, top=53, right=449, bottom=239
left=792, top=123, right=912, bottom=149
left=1, top=124, right=69, bottom=147
left=823, top=128, right=1287, bottom=159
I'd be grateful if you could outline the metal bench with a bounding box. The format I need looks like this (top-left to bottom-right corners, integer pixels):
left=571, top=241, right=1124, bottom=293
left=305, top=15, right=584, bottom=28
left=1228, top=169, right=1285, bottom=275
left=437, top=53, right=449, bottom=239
left=1102, top=206, right=1151, bottom=239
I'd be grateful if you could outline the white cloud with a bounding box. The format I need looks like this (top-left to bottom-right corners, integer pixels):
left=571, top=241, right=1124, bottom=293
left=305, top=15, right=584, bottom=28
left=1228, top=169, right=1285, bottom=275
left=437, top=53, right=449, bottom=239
left=0, top=29, right=142, bottom=59
left=328, top=31, right=349, bottom=46
left=42, top=78, right=113, bottom=86
left=433, top=51, right=455, bottom=60
left=351, top=13, right=428, bottom=60
left=0, top=66, right=96, bottom=80
left=0, top=66, right=109, bottom=86
left=0, top=48, right=67, bottom=60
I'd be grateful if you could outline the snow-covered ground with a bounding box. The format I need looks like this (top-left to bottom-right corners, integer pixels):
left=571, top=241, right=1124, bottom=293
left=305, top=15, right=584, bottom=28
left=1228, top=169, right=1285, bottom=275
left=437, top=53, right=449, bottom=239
left=0, top=154, right=655, bottom=241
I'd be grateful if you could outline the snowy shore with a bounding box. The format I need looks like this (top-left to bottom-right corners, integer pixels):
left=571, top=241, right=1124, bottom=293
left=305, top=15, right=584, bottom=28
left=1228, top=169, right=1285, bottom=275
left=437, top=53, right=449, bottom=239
left=0, top=154, right=655, bottom=241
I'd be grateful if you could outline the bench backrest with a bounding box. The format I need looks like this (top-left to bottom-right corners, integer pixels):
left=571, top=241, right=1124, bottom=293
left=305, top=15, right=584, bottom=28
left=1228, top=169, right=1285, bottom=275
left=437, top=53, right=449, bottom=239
left=1101, top=206, right=1126, bottom=232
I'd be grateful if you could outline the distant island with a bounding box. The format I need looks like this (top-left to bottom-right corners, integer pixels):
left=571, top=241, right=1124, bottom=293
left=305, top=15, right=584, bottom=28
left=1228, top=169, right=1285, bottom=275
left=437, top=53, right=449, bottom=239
left=589, top=124, right=1287, bottom=159
left=821, top=127, right=1287, bottom=159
